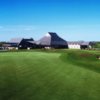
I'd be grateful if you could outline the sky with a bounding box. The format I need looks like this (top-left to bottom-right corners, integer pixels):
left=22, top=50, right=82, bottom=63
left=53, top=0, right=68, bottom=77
left=0, top=0, right=100, bottom=41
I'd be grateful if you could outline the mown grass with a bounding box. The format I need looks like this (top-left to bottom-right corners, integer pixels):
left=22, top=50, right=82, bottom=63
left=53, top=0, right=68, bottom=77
left=61, top=50, right=100, bottom=73
left=0, top=50, right=100, bottom=100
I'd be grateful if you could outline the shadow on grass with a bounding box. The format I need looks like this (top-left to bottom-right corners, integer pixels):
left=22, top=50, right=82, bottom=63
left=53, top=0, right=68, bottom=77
left=60, top=51, right=100, bottom=74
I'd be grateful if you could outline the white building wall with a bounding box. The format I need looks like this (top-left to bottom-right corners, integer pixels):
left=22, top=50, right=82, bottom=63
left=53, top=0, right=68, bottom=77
left=68, top=44, right=81, bottom=49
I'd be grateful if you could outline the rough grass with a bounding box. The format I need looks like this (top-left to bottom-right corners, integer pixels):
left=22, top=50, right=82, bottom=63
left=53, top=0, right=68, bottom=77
left=0, top=50, right=100, bottom=100
left=61, top=50, right=100, bottom=73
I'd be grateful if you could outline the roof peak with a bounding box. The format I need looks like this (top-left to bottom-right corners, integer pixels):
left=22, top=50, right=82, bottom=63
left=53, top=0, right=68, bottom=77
left=45, top=33, right=51, bottom=37
left=48, top=32, right=56, bottom=34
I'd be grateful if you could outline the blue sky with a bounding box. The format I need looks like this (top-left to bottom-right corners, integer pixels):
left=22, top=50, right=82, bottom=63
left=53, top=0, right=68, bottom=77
left=0, top=0, right=100, bottom=41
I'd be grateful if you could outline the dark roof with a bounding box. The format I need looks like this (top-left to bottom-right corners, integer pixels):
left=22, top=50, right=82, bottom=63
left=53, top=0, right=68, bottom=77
left=3, top=43, right=18, bottom=47
left=37, top=32, right=67, bottom=46
left=3, top=43, right=12, bottom=47
left=27, top=41, right=36, bottom=44
left=23, top=38, right=34, bottom=42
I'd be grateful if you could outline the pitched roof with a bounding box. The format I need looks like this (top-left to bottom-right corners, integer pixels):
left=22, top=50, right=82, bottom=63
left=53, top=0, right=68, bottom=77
left=37, top=33, right=51, bottom=45
left=37, top=32, right=67, bottom=46
left=68, top=41, right=90, bottom=45
left=68, top=41, right=83, bottom=45
left=23, top=38, right=34, bottom=41
left=9, top=38, right=34, bottom=44
left=27, top=41, right=36, bottom=44
left=81, top=42, right=90, bottom=45
left=9, top=38, right=23, bottom=43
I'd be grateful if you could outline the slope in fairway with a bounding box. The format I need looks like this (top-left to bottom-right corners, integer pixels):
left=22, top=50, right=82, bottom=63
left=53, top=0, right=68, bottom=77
left=0, top=51, right=100, bottom=100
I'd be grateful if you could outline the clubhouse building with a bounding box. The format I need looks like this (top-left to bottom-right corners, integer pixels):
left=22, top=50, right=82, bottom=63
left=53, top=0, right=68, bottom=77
left=2, top=32, right=92, bottom=50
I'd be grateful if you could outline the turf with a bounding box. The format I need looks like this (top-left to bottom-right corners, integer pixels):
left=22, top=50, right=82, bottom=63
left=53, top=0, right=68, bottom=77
left=0, top=50, right=100, bottom=100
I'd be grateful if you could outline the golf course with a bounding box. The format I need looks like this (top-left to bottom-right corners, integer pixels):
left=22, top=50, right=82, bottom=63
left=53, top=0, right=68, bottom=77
left=0, top=50, right=100, bottom=100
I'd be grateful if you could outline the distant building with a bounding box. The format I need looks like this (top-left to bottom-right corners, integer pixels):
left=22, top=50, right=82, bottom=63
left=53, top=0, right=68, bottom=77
left=68, top=41, right=81, bottom=49
left=1, top=33, right=93, bottom=50
left=80, top=42, right=92, bottom=49
left=4, top=38, right=35, bottom=49
left=36, top=32, right=68, bottom=48
left=68, top=41, right=91, bottom=49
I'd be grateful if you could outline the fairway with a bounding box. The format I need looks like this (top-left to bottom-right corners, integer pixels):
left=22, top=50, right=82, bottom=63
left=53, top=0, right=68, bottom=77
left=0, top=50, right=100, bottom=100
